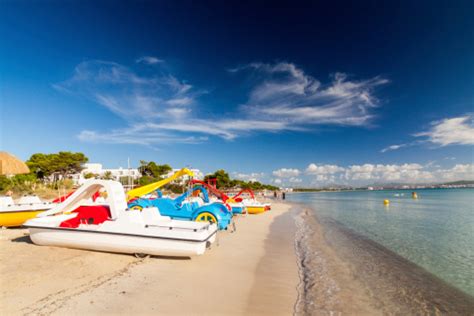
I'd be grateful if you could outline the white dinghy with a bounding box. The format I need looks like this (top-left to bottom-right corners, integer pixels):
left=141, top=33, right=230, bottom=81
left=24, top=180, right=218, bottom=257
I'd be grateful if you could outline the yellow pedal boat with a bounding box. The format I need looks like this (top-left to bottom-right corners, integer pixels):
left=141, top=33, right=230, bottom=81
left=245, top=205, right=267, bottom=214
left=0, top=196, right=54, bottom=227
left=241, top=200, right=270, bottom=214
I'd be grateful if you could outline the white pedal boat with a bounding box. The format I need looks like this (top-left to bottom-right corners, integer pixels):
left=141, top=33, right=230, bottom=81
left=24, top=180, right=218, bottom=257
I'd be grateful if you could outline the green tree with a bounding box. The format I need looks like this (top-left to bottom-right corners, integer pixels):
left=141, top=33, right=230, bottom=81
left=54, top=152, right=88, bottom=179
left=138, top=161, right=172, bottom=179
left=27, top=153, right=55, bottom=179
left=138, top=175, right=157, bottom=186
left=204, top=169, right=232, bottom=189
left=27, top=152, right=88, bottom=181
left=0, top=173, right=38, bottom=194
left=84, top=172, right=98, bottom=179
left=204, top=170, right=278, bottom=191
left=101, top=171, right=114, bottom=180
left=0, top=175, right=11, bottom=192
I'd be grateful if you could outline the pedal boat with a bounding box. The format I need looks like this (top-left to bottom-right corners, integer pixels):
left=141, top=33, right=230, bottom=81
left=229, top=189, right=271, bottom=214
left=24, top=180, right=218, bottom=257
left=241, top=199, right=270, bottom=214
left=129, top=186, right=234, bottom=230
left=227, top=202, right=246, bottom=214
left=0, top=195, right=55, bottom=227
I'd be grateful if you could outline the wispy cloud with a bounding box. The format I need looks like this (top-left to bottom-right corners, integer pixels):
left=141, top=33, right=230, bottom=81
left=78, top=126, right=208, bottom=147
left=54, top=60, right=199, bottom=122
left=233, top=62, right=389, bottom=127
left=415, top=115, right=474, bottom=146
left=136, top=56, right=164, bottom=65
left=55, top=59, right=388, bottom=146
left=380, top=144, right=408, bottom=153
left=382, top=114, right=474, bottom=153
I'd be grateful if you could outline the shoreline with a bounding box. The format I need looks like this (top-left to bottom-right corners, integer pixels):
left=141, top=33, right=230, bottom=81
left=0, top=201, right=299, bottom=315
left=291, top=201, right=474, bottom=315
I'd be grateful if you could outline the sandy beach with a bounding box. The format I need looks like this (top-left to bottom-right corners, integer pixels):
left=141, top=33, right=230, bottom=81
left=0, top=201, right=299, bottom=315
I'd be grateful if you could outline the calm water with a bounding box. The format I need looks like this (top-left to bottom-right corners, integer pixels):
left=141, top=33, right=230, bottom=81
left=288, top=188, right=474, bottom=296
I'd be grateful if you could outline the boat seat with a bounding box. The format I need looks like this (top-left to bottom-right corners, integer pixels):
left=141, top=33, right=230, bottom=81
left=18, top=195, right=42, bottom=205
left=0, top=196, right=15, bottom=207
left=141, top=207, right=171, bottom=224
left=59, top=205, right=111, bottom=228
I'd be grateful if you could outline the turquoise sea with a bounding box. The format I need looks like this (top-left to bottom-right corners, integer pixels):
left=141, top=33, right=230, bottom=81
left=287, top=188, right=474, bottom=297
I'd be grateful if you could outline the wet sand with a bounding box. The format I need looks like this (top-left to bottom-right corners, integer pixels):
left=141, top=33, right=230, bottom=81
left=0, top=202, right=299, bottom=315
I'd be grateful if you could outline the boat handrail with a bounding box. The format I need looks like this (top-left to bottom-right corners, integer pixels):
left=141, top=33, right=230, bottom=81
left=144, top=223, right=212, bottom=232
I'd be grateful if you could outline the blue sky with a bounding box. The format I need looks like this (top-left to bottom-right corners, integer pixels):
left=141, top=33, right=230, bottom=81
left=1, top=1, right=473, bottom=186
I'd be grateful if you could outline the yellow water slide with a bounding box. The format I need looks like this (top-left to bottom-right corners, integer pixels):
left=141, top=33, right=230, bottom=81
left=126, top=168, right=194, bottom=201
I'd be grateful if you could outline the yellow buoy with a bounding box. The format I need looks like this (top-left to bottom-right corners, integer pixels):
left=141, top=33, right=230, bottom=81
left=412, top=192, right=418, bottom=199
left=383, top=199, right=390, bottom=206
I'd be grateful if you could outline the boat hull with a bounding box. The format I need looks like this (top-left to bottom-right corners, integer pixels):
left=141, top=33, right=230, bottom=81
left=228, top=203, right=245, bottom=214
left=0, top=210, right=45, bottom=227
left=28, top=226, right=216, bottom=257
left=246, top=206, right=266, bottom=214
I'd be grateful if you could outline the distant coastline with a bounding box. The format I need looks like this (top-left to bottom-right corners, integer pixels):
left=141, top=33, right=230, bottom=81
left=291, top=180, right=474, bottom=193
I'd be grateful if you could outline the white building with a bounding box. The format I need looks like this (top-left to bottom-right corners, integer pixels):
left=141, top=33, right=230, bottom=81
left=73, top=163, right=141, bottom=185
left=72, top=164, right=202, bottom=186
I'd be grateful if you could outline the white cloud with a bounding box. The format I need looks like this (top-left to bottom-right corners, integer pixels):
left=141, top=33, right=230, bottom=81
left=306, top=163, right=345, bottom=174
left=305, top=163, right=435, bottom=183
left=273, top=162, right=474, bottom=186
left=77, top=126, right=208, bottom=147
left=166, top=97, right=194, bottom=106
left=232, top=172, right=265, bottom=182
left=381, top=144, right=408, bottom=153
left=434, top=164, right=474, bottom=181
left=272, top=168, right=301, bottom=178
left=382, top=114, right=473, bottom=152
left=234, top=62, right=389, bottom=127
left=56, top=59, right=388, bottom=146
left=415, top=115, right=474, bottom=146
left=273, top=178, right=282, bottom=185
left=343, top=163, right=433, bottom=182
left=289, top=177, right=303, bottom=183
left=312, top=174, right=337, bottom=182
left=136, top=56, right=164, bottom=65
left=54, top=60, right=199, bottom=122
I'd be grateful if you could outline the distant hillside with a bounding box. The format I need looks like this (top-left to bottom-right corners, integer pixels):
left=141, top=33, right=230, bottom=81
left=441, top=180, right=474, bottom=185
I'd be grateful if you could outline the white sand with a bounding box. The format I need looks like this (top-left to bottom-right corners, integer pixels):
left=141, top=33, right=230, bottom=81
left=0, top=202, right=298, bottom=315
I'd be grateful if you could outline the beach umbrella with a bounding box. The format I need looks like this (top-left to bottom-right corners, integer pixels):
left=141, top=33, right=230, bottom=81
left=0, top=151, right=30, bottom=176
